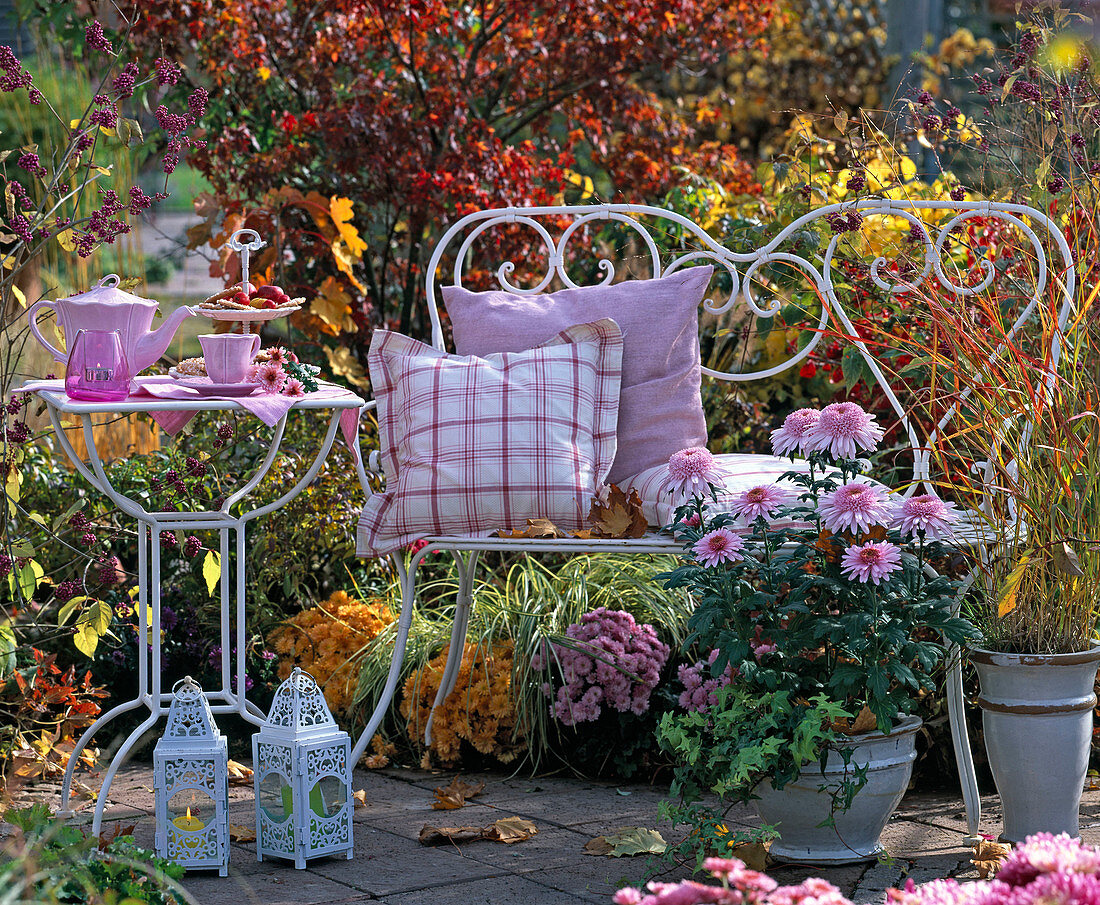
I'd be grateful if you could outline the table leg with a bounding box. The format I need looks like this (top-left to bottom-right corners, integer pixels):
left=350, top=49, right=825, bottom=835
left=425, top=550, right=480, bottom=744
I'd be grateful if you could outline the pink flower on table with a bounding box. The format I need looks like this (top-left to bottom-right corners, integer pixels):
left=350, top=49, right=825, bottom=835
left=283, top=377, right=306, bottom=397
left=666, top=447, right=722, bottom=500
left=771, top=408, right=820, bottom=456
left=693, top=528, right=744, bottom=568
left=255, top=362, right=287, bottom=394
left=804, top=401, right=883, bottom=460
left=265, top=346, right=289, bottom=366
left=728, top=483, right=794, bottom=522
left=841, top=541, right=902, bottom=585
left=817, top=482, right=894, bottom=534
left=894, top=494, right=959, bottom=541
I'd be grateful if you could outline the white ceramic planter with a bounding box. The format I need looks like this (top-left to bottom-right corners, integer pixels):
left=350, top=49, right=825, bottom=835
left=753, top=715, right=920, bottom=865
left=972, top=646, right=1100, bottom=842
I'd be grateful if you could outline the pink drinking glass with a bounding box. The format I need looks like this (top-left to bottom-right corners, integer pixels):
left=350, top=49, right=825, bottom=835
left=64, top=330, right=132, bottom=401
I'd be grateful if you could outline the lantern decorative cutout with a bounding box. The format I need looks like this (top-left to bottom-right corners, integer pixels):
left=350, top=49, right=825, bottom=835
left=154, top=676, right=229, bottom=876
left=253, top=668, right=353, bottom=869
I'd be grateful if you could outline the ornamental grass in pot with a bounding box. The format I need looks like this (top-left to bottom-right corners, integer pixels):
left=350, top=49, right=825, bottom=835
left=655, top=404, right=978, bottom=866
left=898, top=269, right=1100, bottom=841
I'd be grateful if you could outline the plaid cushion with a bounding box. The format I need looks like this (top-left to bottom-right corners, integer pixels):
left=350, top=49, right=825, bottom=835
left=357, top=319, right=623, bottom=556
left=625, top=453, right=891, bottom=528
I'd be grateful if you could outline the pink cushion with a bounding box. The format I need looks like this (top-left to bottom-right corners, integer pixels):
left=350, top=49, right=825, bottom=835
left=357, top=319, right=623, bottom=556
left=442, top=267, right=713, bottom=484
left=625, top=453, right=892, bottom=528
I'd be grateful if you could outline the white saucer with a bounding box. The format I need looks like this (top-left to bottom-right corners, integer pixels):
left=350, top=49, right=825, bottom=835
left=166, top=373, right=259, bottom=396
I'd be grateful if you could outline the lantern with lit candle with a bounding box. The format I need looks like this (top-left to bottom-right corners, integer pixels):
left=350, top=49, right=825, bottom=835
left=154, top=676, right=229, bottom=876
left=253, top=668, right=353, bottom=868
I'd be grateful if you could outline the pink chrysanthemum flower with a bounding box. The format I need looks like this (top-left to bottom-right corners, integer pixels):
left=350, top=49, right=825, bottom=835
left=729, top=483, right=795, bottom=522
left=666, top=447, right=722, bottom=499
left=841, top=541, right=902, bottom=585
left=894, top=494, right=959, bottom=541
left=804, top=401, right=884, bottom=460
left=255, top=362, right=287, bottom=394
left=265, top=346, right=288, bottom=366
left=692, top=528, right=744, bottom=568
left=245, top=363, right=261, bottom=381
left=817, top=482, right=895, bottom=534
left=283, top=377, right=306, bottom=398
left=771, top=408, right=820, bottom=456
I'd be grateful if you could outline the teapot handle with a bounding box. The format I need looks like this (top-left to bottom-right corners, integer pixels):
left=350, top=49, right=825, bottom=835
left=27, top=299, right=65, bottom=362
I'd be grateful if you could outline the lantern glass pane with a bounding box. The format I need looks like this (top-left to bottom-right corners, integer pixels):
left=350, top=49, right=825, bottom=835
left=167, top=789, right=215, bottom=828
left=309, top=776, right=347, bottom=818
left=259, top=772, right=292, bottom=822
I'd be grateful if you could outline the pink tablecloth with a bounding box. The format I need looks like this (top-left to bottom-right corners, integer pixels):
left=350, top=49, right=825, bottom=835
left=19, top=377, right=364, bottom=463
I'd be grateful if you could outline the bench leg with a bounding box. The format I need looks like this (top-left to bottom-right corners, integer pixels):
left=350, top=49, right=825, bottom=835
left=947, top=642, right=982, bottom=841
left=350, top=552, right=421, bottom=764
left=425, top=550, right=480, bottom=744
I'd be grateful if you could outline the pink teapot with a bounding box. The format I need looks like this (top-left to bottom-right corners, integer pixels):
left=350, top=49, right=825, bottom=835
left=28, top=274, right=194, bottom=374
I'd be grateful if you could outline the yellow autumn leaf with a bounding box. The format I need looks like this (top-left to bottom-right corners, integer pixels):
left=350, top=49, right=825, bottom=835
left=331, top=239, right=366, bottom=292
left=258, top=65, right=272, bottom=81
left=330, top=196, right=368, bottom=257
left=203, top=550, right=221, bottom=596
left=997, top=553, right=1032, bottom=618
left=312, top=276, right=355, bottom=332
left=323, top=346, right=369, bottom=389
left=11, top=284, right=25, bottom=307
left=56, top=229, right=77, bottom=252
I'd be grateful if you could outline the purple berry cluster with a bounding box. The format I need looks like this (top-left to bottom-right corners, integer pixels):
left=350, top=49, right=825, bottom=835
left=531, top=607, right=669, bottom=726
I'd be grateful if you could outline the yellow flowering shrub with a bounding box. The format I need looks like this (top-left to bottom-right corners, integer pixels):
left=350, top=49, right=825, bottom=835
left=269, top=591, right=393, bottom=718
left=400, top=642, right=525, bottom=767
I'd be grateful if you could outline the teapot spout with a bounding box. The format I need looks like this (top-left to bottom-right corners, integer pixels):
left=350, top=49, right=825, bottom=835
left=133, top=305, right=195, bottom=372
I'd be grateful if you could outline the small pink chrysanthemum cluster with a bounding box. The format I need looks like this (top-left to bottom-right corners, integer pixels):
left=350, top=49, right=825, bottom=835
left=613, top=856, right=852, bottom=905
left=771, top=402, right=883, bottom=460
left=665, top=446, right=722, bottom=501
left=677, top=649, right=735, bottom=713
left=532, top=608, right=669, bottom=726
left=246, top=347, right=306, bottom=396
left=886, top=833, right=1100, bottom=905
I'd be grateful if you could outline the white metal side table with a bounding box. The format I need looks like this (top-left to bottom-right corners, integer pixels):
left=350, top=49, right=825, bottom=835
left=28, top=382, right=365, bottom=834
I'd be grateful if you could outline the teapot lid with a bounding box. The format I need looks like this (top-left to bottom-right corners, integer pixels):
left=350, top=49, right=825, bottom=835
left=59, top=274, right=156, bottom=306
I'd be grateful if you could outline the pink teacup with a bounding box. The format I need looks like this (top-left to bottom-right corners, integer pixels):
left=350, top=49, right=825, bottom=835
left=199, top=333, right=261, bottom=383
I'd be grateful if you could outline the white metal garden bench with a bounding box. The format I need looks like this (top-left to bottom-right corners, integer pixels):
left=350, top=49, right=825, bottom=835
left=348, top=201, right=1076, bottom=840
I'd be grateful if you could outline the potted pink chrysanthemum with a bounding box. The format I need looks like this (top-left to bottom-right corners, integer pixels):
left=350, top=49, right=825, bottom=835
left=655, top=403, right=979, bottom=867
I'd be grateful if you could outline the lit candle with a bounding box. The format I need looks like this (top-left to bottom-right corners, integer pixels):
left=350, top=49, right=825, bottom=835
left=173, top=806, right=205, bottom=848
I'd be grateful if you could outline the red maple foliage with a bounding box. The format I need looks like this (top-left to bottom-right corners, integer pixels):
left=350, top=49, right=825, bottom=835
left=111, top=0, right=775, bottom=358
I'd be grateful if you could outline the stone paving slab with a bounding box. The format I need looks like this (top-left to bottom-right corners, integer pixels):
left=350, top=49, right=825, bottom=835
left=11, top=762, right=1100, bottom=905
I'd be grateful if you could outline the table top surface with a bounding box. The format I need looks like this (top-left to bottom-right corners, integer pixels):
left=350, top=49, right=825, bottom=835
left=25, top=379, right=367, bottom=415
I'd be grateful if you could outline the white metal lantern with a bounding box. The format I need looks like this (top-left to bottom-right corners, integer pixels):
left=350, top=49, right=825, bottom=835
left=154, top=676, right=229, bottom=876
left=253, top=668, right=353, bottom=868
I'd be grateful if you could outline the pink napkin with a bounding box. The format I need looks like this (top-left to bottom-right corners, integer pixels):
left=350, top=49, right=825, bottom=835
left=17, top=377, right=363, bottom=463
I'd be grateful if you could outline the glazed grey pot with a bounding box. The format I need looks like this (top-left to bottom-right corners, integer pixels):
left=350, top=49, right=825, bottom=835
left=973, top=646, right=1100, bottom=842
left=753, top=715, right=920, bottom=865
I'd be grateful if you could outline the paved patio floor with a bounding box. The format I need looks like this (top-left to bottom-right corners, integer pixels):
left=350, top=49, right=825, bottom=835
left=11, top=763, right=1100, bottom=905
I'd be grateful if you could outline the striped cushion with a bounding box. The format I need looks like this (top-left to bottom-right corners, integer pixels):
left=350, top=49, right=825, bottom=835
left=625, top=453, right=854, bottom=528
left=357, top=319, right=623, bottom=556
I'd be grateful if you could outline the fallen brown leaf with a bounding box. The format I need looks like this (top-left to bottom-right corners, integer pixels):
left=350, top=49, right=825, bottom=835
left=589, top=485, right=647, bottom=538
left=485, top=816, right=537, bottom=844
left=731, top=840, right=770, bottom=871
left=583, top=836, right=615, bottom=856
left=227, top=759, right=254, bottom=784
left=353, top=789, right=368, bottom=809
left=497, top=518, right=565, bottom=539
left=419, top=824, right=485, bottom=845
left=972, top=839, right=1011, bottom=878
left=432, top=777, right=485, bottom=810
left=419, top=816, right=537, bottom=846
left=229, top=824, right=256, bottom=843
